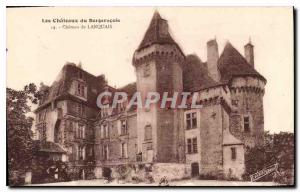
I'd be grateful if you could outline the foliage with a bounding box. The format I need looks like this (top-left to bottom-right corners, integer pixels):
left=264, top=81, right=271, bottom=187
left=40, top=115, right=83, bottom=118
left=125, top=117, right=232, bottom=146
left=102, top=167, right=112, bottom=179
left=116, top=165, right=131, bottom=180
left=243, top=131, right=294, bottom=185
left=7, top=83, right=41, bottom=185
left=31, top=157, right=70, bottom=184
left=243, top=146, right=266, bottom=180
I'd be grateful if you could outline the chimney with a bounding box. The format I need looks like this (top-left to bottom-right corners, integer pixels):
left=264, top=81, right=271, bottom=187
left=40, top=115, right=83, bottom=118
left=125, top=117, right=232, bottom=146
left=244, top=40, right=254, bottom=67
left=77, top=61, right=82, bottom=69
left=207, top=39, right=220, bottom=82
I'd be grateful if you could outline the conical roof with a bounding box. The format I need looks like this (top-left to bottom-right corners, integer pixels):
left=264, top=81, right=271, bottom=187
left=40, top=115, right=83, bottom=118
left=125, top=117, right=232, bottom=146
left=218, top=42, right=266, bottom=82
left=137, top=11, right=177, bottom=51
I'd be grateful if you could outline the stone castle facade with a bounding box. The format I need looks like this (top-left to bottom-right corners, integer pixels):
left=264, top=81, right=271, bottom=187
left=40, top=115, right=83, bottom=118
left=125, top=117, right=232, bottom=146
left=34, top=11, right=266, bottom=181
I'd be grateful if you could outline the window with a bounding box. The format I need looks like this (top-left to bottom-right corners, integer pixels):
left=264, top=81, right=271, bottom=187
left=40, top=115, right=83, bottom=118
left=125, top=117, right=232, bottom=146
left=38, top=113, right=42, bottom=122
left=105, top=125, right=109, bottom=138
left=54, top=120, right=61, bottom=143
left=121, top=120, right=127, bottom=135
left=121, top=143, right=128, bottom=158
left=100, top=125, right=105, bottom=139
left=187, top=138, right=198, bottom=154
left=69, top=121, right=74, bottom=132
left=100, top=124, right=109, bottom=138
left=77, top=82, right=85, bottom=97
left=77, top=103, right=85, bottom=116
left=232, top=99, right=239, bottom=106
left=245, top=98, right=250, bottom=110
left=192, top=138, right=198, bottom=153
left=231, top=147, right=236, bottom=160
left=147, top=149, right=154, bottom=162
left=244, top=116, right=250, bottom=132
left=103, top=145, right=109, bottom=160
left=38, top=125, right=47, bottom=141
left=118, top=102, right=126, bottom=112
left=88, top=146, right=93, bottom=157
left=101, top=108, right=109, bottom=118
left=78, top=146, right=85, bottom=160
left=144, top=125, right=152, bottom=141
left=187, top=139, right=192, bottom=153
left=136, top=152, right=142, bottom=162
left=186, top=112, right=197, bottom=129
left=143, top=63, right=150, bottom=77
left=102, top=145, right=105, bottom=159
left=77, top=124, right=85, bottom=139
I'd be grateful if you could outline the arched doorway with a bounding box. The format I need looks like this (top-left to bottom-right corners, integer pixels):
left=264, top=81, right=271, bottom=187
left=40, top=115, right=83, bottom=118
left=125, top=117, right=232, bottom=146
left=191, top=162, right=199, bottom=177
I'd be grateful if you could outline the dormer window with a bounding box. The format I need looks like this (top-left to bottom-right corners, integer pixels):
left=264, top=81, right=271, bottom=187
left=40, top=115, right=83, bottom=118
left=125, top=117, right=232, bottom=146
left=77, top=82, right=86, bottom=98
left=159, top=20, right=168, bottom=37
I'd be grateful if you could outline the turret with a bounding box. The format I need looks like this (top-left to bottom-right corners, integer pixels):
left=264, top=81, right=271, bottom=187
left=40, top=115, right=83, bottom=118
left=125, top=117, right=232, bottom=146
left=133, top=11, right=185, bottom=163
left=218, top=42, right=266, bottom=147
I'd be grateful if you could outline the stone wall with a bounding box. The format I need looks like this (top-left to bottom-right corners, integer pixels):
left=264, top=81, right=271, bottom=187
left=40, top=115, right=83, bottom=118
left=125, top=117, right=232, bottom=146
left=152, top=163, right=189, bottom=182
left=134, top=43, right=184, bottom=164
left=93, top=113, right=137, bottom=166
left=229, top=76, right=265, bottom=147
left=199, top=103, right=224, bottom=177
left=155, top=52, right=184, bottom=163
left=135, top=59, right=158, bottom=162
left=223, top=144, right=245, bottom=180
left=184, top=109, right=201, bottom=171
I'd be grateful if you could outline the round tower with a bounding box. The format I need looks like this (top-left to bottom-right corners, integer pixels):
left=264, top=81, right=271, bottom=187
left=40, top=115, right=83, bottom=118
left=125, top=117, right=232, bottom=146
left=218, top=42, right=267, bottom=148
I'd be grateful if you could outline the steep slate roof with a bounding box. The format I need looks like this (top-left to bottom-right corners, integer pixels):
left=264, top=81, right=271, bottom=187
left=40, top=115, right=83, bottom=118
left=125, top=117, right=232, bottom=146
left=35, top=63, right=107, bottom=112
left=183, top=54, right=221, bottom=92
left=117, top=82, right=137, bottom=96
left=218, top=42, right=266, bottom=82
left=136, top=11, right=185, bottom=59
left=117, top=82, right=137, bottom=112
left=137, top=11, right=177, bottom=51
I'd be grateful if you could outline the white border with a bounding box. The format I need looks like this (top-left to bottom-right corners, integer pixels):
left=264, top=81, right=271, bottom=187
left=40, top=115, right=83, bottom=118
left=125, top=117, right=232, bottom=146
left=1, top=0, right=297, bottom=191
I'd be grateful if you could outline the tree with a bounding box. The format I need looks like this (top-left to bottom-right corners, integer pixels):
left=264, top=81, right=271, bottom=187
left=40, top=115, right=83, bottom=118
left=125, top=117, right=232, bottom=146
left=243, top=131, right=294, bottom=185
left=7, top=83, right=41, bottom=185
left=243, top=145, right=266, bottom=180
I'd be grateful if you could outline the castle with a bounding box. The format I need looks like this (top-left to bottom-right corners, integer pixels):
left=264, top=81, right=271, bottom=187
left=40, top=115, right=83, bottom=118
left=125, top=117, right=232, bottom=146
left=34, top=11, right=266, bottom=181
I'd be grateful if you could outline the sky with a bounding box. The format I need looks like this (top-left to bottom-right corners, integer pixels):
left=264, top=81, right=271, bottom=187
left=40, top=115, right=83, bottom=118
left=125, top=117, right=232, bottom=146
left=6, top=7, right=294, bottom=133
